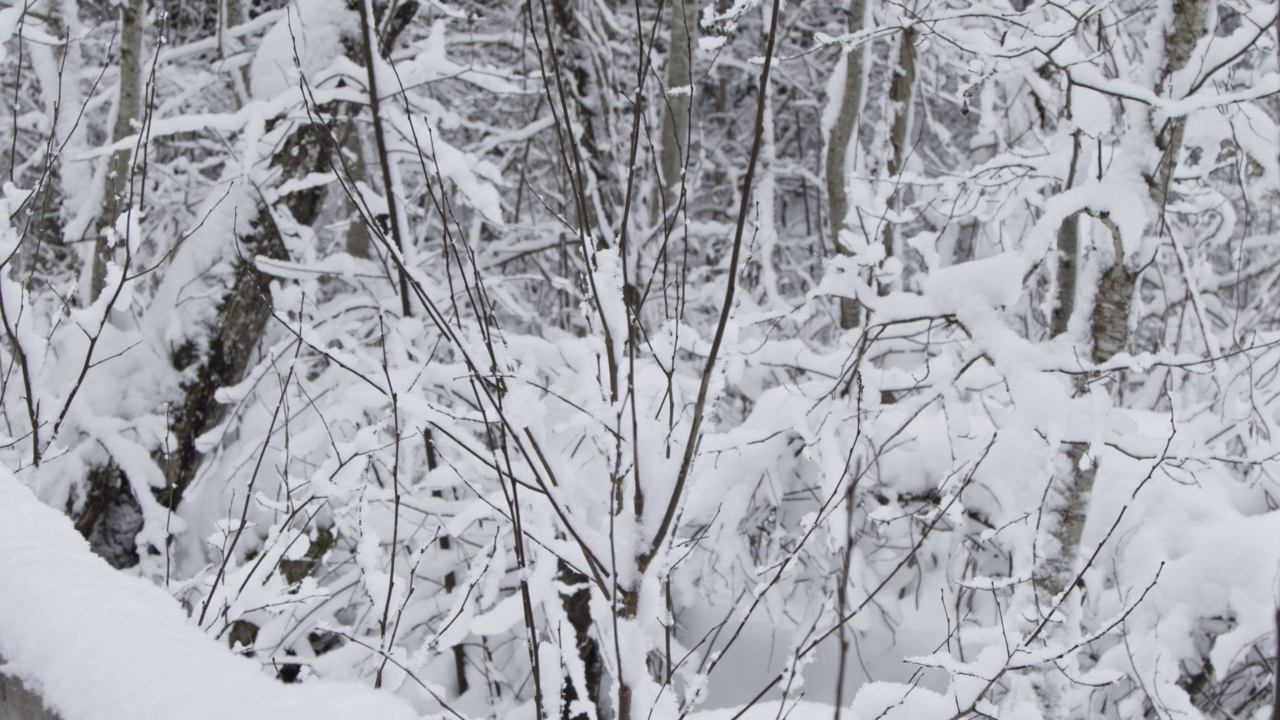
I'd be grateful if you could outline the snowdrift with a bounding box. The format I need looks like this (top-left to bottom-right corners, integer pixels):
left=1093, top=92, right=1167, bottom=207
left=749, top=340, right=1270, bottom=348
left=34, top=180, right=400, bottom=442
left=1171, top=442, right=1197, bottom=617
left=0, top=469, right=422, bottom=720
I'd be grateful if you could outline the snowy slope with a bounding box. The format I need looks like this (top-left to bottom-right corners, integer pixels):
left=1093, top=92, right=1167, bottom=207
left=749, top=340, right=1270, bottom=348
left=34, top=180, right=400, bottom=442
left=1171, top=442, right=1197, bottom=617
left=0, top=470, right=426, bottom=720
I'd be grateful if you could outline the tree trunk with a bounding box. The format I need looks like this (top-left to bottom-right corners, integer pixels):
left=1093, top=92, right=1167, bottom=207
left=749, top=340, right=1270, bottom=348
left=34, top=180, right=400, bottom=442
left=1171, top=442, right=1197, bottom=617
left=1043, top=0, right=1208, bottom=594
left=220, top=0, right=252, bottom=104
left=89, top=0, right=144, bottom=302
left=656, top=0, right=695, bottom=218
left=879, top=25, right=916, bottom=294
left=558, top=563, right=602, bottom=720
left=824, top=0, right=868, bottom=329
left=1049, top=212, right=1081, bottom=340
left=1035, top=3, right=1209, bottom=713
left=1088, top=0, right=1207, bottom=365
left=158, top=119, right=331, bottom=509
left=341, top=123, right=373, bottom=258
left=71, top=0, right=146, bottom=558
left=551, top=0, right=619, bottom=238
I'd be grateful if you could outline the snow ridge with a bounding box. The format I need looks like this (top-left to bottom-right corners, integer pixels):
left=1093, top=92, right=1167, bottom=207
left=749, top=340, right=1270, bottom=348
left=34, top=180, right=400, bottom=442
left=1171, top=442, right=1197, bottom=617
left=0, top=470, right=426, bottom=720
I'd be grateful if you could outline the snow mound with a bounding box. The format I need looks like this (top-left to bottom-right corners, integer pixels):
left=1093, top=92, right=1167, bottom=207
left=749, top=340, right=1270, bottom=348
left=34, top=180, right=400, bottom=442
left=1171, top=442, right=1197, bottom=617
left=0, top=469, right=425, bottom=720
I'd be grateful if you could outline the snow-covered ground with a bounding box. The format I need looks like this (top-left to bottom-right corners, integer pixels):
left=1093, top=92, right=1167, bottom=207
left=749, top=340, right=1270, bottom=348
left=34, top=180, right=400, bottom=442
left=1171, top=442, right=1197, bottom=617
left=0, top=469, right=422, bottom=720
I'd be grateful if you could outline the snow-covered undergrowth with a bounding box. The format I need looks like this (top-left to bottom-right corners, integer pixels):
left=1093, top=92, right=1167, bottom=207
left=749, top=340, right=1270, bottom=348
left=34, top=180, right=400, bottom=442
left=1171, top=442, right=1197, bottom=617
left=0, top=0, right=1277, bottom=719
left=0, top=469, right=423, bottom=720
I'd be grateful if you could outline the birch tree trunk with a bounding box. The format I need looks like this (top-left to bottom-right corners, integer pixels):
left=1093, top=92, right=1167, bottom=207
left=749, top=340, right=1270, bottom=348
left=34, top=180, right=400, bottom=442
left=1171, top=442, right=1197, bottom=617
left=1044, top=0, right=1209, bottom=597
left=657, top=0, right=695, bottom=218
left=1035, top=2, right=1209, bottom=713
left=88, top=0, right=144, bottom=302
left=1049, top=128, right=1085, bottom=341
left=1092, top=0, right=1206, bottom=364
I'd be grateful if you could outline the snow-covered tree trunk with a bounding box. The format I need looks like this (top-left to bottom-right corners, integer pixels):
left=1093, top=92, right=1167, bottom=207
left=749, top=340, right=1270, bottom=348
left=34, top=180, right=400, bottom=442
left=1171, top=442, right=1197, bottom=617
left=1045, top=0, right=1210, bottom=589
left=878, top=24, right=916, bottom=295
left=159, top=119, right=330, bottom=510
left=69, top=0, right=149, bottom=563
left=1092, top=0, right=1206, bottom=363
left=657, top=0, right=694, bottom=217
left=1049, top=200, right=1082, bottom=337
left=1042, top=129, right=1085, bottom=599
left=340, top=122, right=372, bottom=258
left=824, top=0, right=867, bottom=329
left=88, top=0, right=144, bottom=302
left=531, top=3, right=629, bottom=716
left=1035, top=2, right=1211, bottom=714
left=20, top=0, right=83, bottom=283
left=550, top=0, right=620, bottom=239
left=218, top=0, right=250, bottom=102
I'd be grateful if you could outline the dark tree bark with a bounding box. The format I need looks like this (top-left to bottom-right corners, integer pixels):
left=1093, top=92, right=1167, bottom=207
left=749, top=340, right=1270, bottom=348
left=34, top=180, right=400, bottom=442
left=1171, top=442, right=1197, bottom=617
left=158, top=119, right=331, bottom=510
left=550, top=0, right=619, bottom=237
left=558, top=563, right=603, bottom=720
left=1050, top=212, right=1081, bottom=340
left=879, top=25, right=916, bottom=291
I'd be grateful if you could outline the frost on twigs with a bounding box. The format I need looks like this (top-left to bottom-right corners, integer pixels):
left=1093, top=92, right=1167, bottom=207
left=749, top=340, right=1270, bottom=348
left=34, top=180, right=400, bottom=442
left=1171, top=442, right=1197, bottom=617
left=0, top=0, right=1275, bottom=719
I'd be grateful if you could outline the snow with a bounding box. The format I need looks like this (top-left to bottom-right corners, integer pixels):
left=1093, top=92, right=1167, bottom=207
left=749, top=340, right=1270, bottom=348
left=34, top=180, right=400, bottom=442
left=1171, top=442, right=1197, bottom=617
left=2, top=1, right=1279, bottom=719
left=1070, top=84, right=1112, bottom=138
left=0, top=7, right=61, bottom=61
left=0, top=7, right=22, bottom=63
left=0, top=469, right=426, bottom=720
left=249, top=0, right=353, bottom=102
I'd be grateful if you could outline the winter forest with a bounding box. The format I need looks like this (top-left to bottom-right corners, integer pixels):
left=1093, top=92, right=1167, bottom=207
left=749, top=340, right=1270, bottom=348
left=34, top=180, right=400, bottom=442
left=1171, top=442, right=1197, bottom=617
left=1, top=0, right=1280, bottom=718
